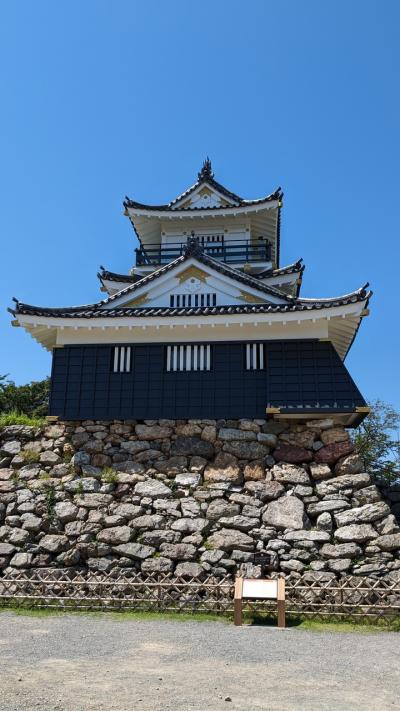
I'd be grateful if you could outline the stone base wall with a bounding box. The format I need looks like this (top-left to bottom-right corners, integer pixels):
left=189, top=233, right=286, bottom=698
left=0, top=418, right=399, bottom=581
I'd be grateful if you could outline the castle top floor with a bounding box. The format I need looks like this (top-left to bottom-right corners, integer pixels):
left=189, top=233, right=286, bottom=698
left=124, top=159, right=282, bottom=275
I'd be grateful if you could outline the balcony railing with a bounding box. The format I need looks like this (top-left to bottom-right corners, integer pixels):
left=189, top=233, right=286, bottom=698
left=135, top=239, right=272, bottom=266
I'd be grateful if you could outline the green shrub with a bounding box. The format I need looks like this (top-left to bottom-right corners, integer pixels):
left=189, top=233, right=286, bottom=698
left=0, top=410, right=46, bottom=428
left=20, top=449, right=41, bottom=464
left=101, top=467, right=118, bottom=484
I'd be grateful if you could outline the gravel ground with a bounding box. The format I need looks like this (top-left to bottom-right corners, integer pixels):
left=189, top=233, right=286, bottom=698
left=0, top=612, right=399, bottom=711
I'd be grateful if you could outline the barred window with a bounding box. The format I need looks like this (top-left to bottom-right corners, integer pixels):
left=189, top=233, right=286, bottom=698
left=245, top=343, right=265, bottom=370
left=169, top=293, right=217, bottom=308
left=166, top=344, right=212, bottom=372
left=112, top=346, right=132, bottom=373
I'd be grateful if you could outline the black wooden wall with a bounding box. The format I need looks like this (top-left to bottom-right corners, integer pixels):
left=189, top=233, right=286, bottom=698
left=49, top=340, right=366, bottom=421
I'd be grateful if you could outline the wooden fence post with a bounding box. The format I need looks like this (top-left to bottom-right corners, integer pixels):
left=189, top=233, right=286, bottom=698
left=277, top=578, right=286, bottom=628
left=234, top=577, right=243, bottom=626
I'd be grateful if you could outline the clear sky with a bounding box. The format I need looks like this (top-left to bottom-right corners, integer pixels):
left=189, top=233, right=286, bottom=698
left=0, top=0, right=399, bottom=409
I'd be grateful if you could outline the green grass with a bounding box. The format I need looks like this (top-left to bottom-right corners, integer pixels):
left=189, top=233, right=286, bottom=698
left=0, top=604, right=399, bottom=632
left=0, top=411, right=46, bottom=428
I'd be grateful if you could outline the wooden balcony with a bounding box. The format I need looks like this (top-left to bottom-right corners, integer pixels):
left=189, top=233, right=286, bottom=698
left=135, top=239, right=272, bottom=266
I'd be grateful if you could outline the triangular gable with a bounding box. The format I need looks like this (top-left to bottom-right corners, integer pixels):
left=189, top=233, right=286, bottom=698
left=102, top=245, right=292, bottom=310
left=171, top=181, right=238, bottom=210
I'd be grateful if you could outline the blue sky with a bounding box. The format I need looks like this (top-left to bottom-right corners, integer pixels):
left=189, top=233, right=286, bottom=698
left=0, top=0, right=399, bottom=409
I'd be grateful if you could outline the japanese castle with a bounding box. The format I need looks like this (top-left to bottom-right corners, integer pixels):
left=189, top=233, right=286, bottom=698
left=10, top=159, right=371, bottom=425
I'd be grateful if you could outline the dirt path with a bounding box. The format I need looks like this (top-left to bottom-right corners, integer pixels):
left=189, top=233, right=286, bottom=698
left=0, top=613, right=399, bottom=711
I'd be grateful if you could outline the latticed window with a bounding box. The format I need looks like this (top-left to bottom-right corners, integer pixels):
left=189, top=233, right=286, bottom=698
left=166, top=344, right=212, bottom=372
left=169, top=293, right=217, bottom=308
left=112, top=346, right=132, bottom=373
left=245, top=343, right=265, bottom=370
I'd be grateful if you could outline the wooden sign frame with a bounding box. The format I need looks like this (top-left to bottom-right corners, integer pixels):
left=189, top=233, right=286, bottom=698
left=234, top=576, right=286, bottom=627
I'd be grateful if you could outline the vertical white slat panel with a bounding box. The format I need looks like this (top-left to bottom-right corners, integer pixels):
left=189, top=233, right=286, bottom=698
left=120, top=347, right=125, bottom=373
left=193, top=344, right=198, bottom=371
left=252, top=343, right=257, bottom=370
left=166, top=346, right=172, bottom=372
left=259, top=343, right=264, bottom=370
left=199, top=345, right=204, bottom=371
left=186, top=345, right=191, bottom=371
left=206, top=345, right=211, bottom=370
left=125, top=347, right=131, bottom=373
left=179, top=345, right=184, bottom=371
left=113, top=347, right=119, bottom=373
left=246, top=343, right=251, bottom=370
left=173, top=346, right=178, bottom=371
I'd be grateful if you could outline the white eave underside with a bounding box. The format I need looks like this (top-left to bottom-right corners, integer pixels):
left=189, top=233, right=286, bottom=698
left=15, top=299, right=368, bottom=361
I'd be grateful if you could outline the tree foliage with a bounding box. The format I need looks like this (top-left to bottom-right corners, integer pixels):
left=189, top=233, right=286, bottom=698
left=352, top=399, right=400, bottom=486
left=0, top=375, right=50, bottom=417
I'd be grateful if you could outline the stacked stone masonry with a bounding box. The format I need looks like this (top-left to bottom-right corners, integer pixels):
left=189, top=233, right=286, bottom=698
left=0, top=418, right=399, bottom=582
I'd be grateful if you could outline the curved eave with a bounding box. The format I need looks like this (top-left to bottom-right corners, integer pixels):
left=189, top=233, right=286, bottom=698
left=10, top=289, right=371, bottom=361
left=124, top=198, right=281, bottom=218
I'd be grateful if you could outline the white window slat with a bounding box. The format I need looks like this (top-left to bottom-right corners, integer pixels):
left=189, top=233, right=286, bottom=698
left=179, top=345, right=184, bottom=371
left=120, top=346, right=125, bottom=373
left=113, top=347, right=119, bottom=373
left=259, top=343, right=264, bottom=370
left=166, top=346, right=172, bottom=372
left=186, top=345, right=191, bottom=371
left=173, top=346, right=178, bottom=371
left=246, top=343, right=251, bottom=370
left=125, top=347, right=131, bottom=373
left=193, top=344, right=198, bottom=371
left=199, top=345, right=204, bottom=370
left=206, top=345, right=211, bottom=370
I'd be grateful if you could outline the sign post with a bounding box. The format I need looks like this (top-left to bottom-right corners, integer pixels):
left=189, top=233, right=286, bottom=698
left=234, top=577, right=285, bottom=628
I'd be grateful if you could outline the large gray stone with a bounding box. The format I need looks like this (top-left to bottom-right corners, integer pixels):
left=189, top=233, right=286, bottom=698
left=10, top=552, right=33, bottom=568
left=334, top=502, right=390, bottom=527
left=21, top=513, right=42, bottom=532
left=223, top=441, right=269, bottom=460
left=206, top=499, right=240, bottom=521
left=64, top=478, right=100, bottom=493
left=0, top=542, right=16, bottom=556
left=174, top=472, right=201, bottom=487
left=39, top=450, right=61, bottom=465
left=120, top=440, right=150, bottom=454
left=134, top=480, right=172, bottom=499
left=159, top=543, right=197, bottom=560
left=135, top=424, right=173, bottom=440
left=0, top=440, right=21, bottom=457
left=171, top=437, right=215, bottom=460
left=320, top=543, right=362, bottom=559
left=218, top=515, right=259, bottom=532
left=171, top=518, right=210, bottom=534
left=207, top=528, right=253, bottom=552
left=334, top=524, right=378, bottom=543
left=272, top=463, right=310, bottom=485
left=39, top=535, right=68, bottom=554
left=203, top=452, right=242, bottom=485
left=309, top=463, right=332, bottom=480
left=175, top=562, right=205, bottom=579
left=97, top=526, right=132, bottom=545
left=374, top=533, right=400, bottom=551
left=131, top=514, right=165, bottom=530
left=334, top=453, right=364, bottom=476
left=315, top=473, right=370, bottom=497
left=283, top=530, right=330, bottom=542
left=307, top=500, right=350, bottom=517
left=140, top=530, right=180, bottom=547
left=54, top=501, right=79, bottom=523
left=113, top=542, right=155, bottom=559
left=244, top=480, right=284, bottom=502
left=141, top=557, right=174, bottom=573
left=74, top=493, right=113, bottom=508
left=218, top=428, right=256, bottom=442
left=263, top=495, right=309, bottom=530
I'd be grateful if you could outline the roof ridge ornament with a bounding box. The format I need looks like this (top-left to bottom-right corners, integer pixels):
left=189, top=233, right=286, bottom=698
left=198, top=157, right=214, bottom=181
left=184, top=234, right=204, bottom=257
